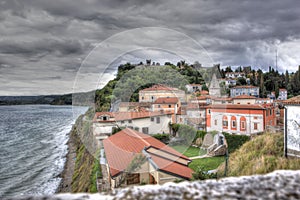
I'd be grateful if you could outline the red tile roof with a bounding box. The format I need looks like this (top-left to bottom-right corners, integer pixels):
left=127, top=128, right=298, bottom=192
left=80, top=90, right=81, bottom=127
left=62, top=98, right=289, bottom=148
left=150, top=153, right=193, bottom=179
left=283, top=95, right=300, bottom=105
left=206, top=103, right=274, bottom=110
left=233, top=95, right=256, bottom=99
left=213, top=97, right=233, bottom=101
left=93, top=111, right=172, bottom=122
left=231, top=85, right=259, bottom=89
left=103, top=128, right=191, bottom=178
left=200, top=90, right=209, bottom=95
left=154, top=97, right=179, bottom=104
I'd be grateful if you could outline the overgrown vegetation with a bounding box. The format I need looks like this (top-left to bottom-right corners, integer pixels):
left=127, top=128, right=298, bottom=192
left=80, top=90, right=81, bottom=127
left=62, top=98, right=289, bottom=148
left=70, top=114, right=101, bottom=193
left=152, top=133, right=170, bottom=144
left=223, top=132, right=250, bottom=153
left=192, top=167, right=218, bottom=180
left=89, top=151, right=102, bottom=193
left=218, top=133, right=300, bottom=177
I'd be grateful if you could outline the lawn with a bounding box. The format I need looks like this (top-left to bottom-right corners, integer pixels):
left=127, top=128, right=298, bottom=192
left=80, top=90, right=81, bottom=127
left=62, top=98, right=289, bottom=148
left=170, top=145, right=206, bottom=157
left=189, top=156, right=225, bottom=171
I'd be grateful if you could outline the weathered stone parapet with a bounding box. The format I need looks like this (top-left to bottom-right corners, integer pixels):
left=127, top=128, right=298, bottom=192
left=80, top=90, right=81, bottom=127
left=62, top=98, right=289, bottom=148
left=4, top=170, right=300, bottom=200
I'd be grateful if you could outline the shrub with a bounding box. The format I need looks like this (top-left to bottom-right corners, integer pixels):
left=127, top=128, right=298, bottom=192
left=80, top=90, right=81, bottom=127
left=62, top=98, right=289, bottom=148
left=223, top=132, right=250, bottom=153
left=152, top=133, right=170, bottom=144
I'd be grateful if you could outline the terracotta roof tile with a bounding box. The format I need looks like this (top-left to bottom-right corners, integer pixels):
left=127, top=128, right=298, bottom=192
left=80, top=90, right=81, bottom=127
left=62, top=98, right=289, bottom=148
left=94, top=111, right=172, bottom=122
left=283, top=95, right=300, bottom=105
left=231, top=85, right=259, bottom=89
left=103, top=128, right=190, bottom=178
left=233, top=95, right=256, bottom=99
left=206, top=103, right=274, bottom=110
left=150, top=153, right=193, bottom=179
left=154, top=97, right=179, bottom=104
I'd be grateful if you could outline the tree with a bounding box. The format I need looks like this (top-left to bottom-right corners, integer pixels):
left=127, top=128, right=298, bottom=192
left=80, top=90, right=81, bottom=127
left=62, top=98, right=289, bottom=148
left=275, top=81, right=279, bottom=99
left=285, top=70, right=289, bottom=88
left=225, top=66, right=233, bottom=73
left=202, top=84, right=209, bottom=92
left=235, top=66, right=242, bottom=72
left=236, top=77, right=247, bottom=86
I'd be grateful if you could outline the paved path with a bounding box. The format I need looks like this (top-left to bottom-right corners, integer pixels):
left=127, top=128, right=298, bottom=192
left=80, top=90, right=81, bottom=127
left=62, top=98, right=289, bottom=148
left=189, top=154, right=210, bottom=160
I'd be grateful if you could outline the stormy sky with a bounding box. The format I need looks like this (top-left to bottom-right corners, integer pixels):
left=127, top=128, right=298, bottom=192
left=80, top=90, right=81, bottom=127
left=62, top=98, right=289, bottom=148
left=1, top=0, right=300, bottom=95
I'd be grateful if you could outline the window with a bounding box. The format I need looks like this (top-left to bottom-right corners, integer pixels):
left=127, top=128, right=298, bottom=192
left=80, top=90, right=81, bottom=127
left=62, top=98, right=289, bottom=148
left=240, top=116, right=246, bottom=131
left=134, top=127, right=139, bottom=131
left=270, top=109, right=272, bottom=115
left=208, top=109, right=211, bottom=114
left=168, top=104, right=171, bottom=108
left=158, top=105, right=161, bottom=108
left=128, top=126, right=133, bottom=129
left=102, top=116, right=107, bottom=121
left=231, top=116, right=237, bottom=129
left=128, top=120, right=132, bottom=123
left=222, top=116, right=228, bottom=129
left=232, top=120, right=236, bottom=128
left=142, top=127, right=149, bottom=134
left=150, top=117, right=154, bottom=122
left=121, top=121, right=124, bottom=124
left=254, top=116, right=258, bottom=120
left=241, top=121, right=245, bottom=129
left=142, top=97, right=144, bottom=100
left=254, top=123, right=258, bottom=130
left=214, top=119, right=217, bottom=126
left=156, top=117, right=160, bottom=124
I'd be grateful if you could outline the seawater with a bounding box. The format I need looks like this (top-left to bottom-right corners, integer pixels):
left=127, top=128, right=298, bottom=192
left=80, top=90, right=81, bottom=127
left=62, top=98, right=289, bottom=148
left=0, top=105, right=88, bottom=198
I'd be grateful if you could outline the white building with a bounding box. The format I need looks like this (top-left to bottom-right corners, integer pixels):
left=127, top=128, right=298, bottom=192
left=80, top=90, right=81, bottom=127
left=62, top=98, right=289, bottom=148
left=93, top=111, right=172, bottom=139
left=283, top=95, right=300, bottom=157
left=225, top=72, right=246, bottom=79
left=278, top=89, right=288, bottom=100
left=185, top=84, right=202, bottom=93
left=230, top=85, right=259, bottom=97
left=206, top=104, right=276, bottom=135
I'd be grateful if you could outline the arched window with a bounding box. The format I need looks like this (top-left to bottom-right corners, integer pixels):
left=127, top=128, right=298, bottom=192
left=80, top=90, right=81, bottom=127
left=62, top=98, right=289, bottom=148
left=231, top=116, right=237, bottom=130
left=222, top=115, right=228, bottom=129
left=240, top=116, right=246, bottom=131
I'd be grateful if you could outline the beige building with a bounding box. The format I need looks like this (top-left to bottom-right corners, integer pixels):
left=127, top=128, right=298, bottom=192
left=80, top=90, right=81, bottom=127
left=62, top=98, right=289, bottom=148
left=232, top=95, right=256, bottom=104
left=139, top=84, right=186, bottom=103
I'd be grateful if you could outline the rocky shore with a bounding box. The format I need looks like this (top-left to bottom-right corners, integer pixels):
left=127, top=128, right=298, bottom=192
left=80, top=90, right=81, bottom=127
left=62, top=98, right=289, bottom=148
left=56, top=126, right=77, bottom=193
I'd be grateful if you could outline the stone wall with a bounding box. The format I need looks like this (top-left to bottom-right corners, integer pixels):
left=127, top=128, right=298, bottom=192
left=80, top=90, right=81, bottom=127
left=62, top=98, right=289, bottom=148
left=4, top=170, right=300, bottom=200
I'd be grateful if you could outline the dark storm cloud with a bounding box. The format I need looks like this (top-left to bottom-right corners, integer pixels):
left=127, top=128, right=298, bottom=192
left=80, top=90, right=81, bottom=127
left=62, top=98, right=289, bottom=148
left=0, top=0, right=300, bottom=95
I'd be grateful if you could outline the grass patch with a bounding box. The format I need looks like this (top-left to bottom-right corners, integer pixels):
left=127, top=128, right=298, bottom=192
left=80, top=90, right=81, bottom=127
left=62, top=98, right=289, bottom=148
left=171, top=145, right=206, bottom=157
left=218, top=133, right=300, bottom=177
left=189, top=156, right=225, bottom=171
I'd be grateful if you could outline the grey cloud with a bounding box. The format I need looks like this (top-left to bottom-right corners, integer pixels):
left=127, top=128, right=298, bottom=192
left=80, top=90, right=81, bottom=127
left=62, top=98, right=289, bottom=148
left=1, top=0, right=300, bottom=95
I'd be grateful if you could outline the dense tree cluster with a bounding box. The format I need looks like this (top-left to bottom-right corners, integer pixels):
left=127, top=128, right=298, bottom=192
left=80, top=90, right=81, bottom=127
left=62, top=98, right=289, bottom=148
left=94, top=62, right=300, bottom=111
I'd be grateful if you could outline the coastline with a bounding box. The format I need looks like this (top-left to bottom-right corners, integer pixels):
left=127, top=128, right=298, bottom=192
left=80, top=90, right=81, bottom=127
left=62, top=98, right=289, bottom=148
left=56, top=126, right=77, bottom=193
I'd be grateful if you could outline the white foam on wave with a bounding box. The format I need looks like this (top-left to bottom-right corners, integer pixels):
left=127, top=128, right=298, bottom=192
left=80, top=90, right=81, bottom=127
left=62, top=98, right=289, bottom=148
left=37, top=107, right=88, bottom=195
left=33, top=119, right=76, bottom=195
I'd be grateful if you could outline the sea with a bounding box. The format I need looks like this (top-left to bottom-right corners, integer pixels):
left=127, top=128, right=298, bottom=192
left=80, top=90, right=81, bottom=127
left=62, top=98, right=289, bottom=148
left=0, top=105, right=88, bottom=198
